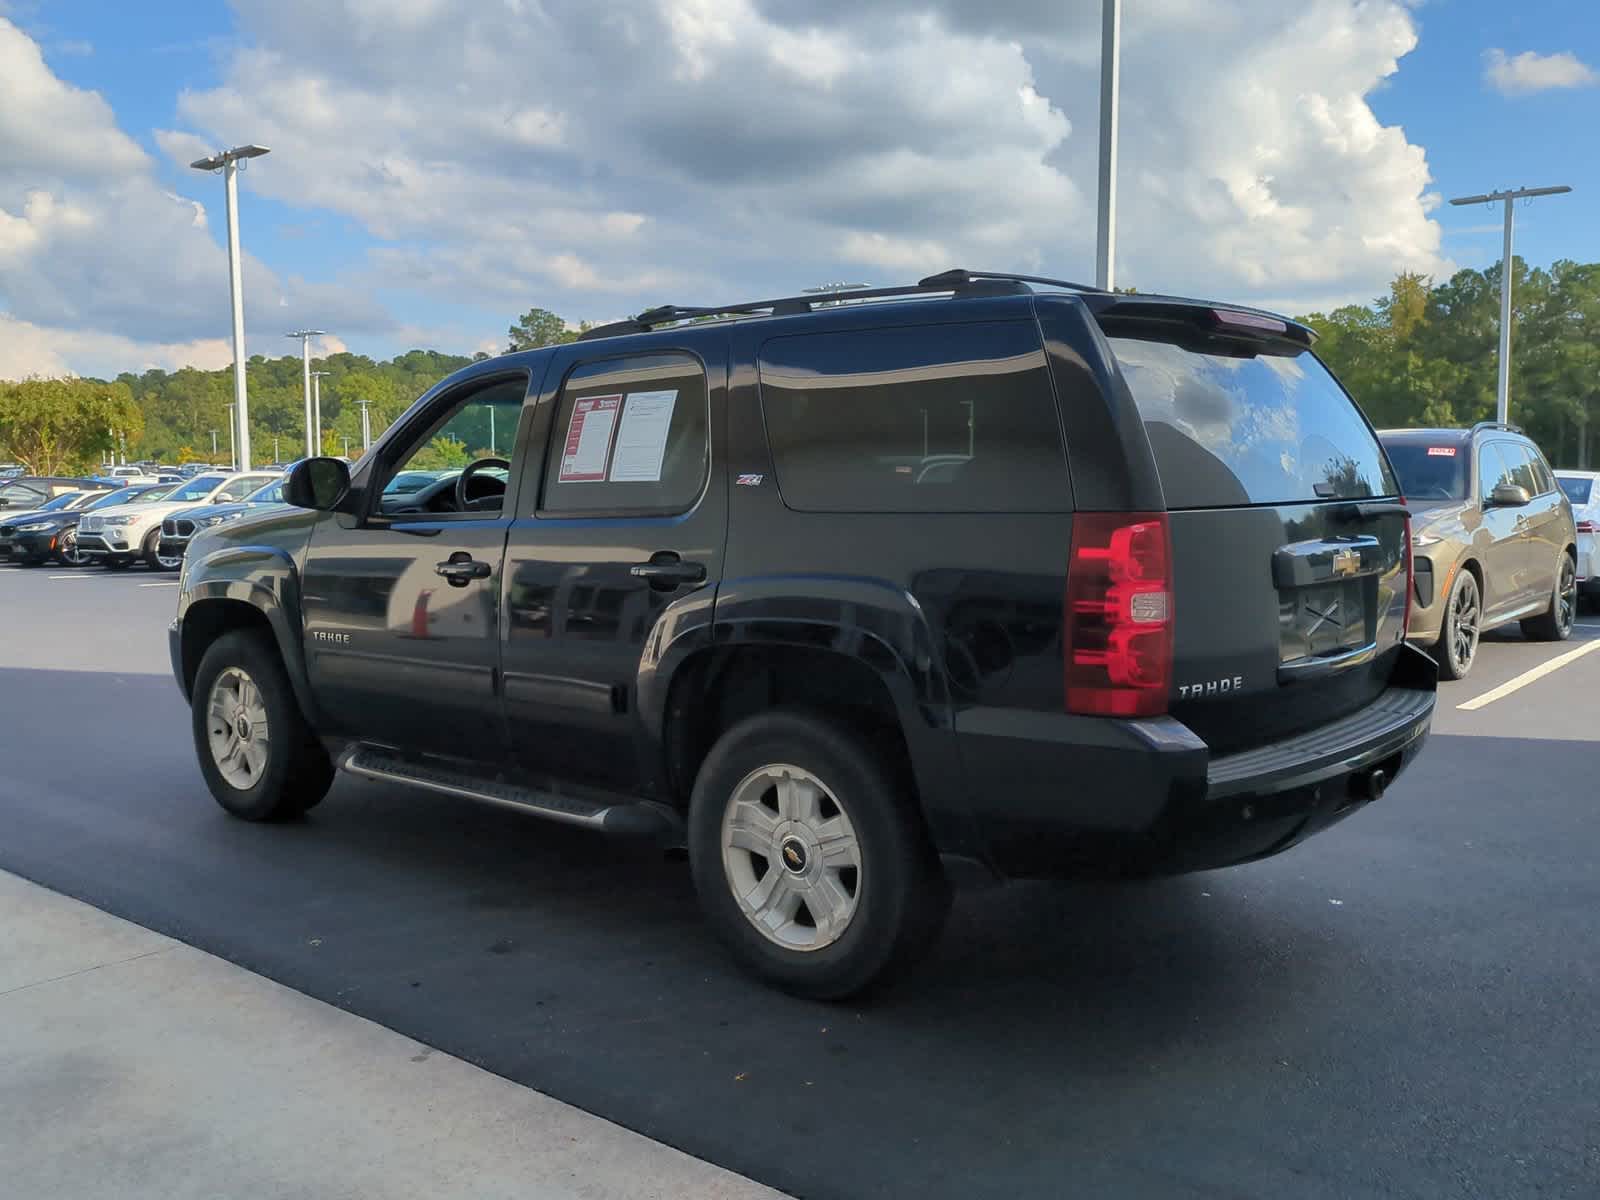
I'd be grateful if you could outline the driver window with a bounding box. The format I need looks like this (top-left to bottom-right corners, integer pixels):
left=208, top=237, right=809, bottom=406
left=377, top=374, right=529, bottom=516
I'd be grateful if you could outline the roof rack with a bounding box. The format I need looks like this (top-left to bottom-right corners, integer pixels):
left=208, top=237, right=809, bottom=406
left=1470, top=420, right=1523, bottom=435
left=576, top=268, right=1105, bottom=342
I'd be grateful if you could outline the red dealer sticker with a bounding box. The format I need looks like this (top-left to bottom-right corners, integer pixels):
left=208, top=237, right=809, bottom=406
left=558, top=395, right=622, bottom=482
left=1426, top=446, right=1457, bottom=457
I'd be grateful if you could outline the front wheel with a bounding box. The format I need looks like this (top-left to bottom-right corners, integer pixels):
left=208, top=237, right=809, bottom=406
left=191, top=630, right=335, bottom=821
left=56, top=528, right=88, bottom=567
left=141, top=527, right=165, bottom=569
left=688, top=710, right=949, bottom=999
left=1434, top=569, right=1480, bottom=680
left=1522, top=552, right=1577, bottom=642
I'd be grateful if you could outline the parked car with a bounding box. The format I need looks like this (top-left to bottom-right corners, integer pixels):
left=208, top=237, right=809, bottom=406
left=1554, top=470, right=1599, bottom=609
left=1380, top=424, right=1578, bottom=679
left=0, top=490, right=103, bottom=558
left=77, top=470, right=278, bottom=569
left=171, top=269, right=1437, bottom=998
left=94, top=465, right=161, bottom=486
left=0, top=476, right=114, bottom=512
left=8, top=483, right=177, bottom=566
left=156, top=475, right=288, bottom=568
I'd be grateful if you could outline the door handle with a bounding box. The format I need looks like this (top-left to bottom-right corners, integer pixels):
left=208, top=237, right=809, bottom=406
left=630, top=551, right=706, bottom=590
left=435, top=552, right=492, bottom=587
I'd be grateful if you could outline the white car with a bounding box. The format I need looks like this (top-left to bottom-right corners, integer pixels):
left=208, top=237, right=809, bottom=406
left=1556, top=470, right=1599, bottom=608
left=76, top=471, right=280, bottom=569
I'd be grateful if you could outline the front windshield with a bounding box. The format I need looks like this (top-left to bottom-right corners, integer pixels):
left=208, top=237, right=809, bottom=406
left=88, top=486, right=145, bottom=508
left=39, top=492, right=82, bottom=512
left=167, top=474, right=228, bottom=503
left=1381, top=440, right=1469, bottom=501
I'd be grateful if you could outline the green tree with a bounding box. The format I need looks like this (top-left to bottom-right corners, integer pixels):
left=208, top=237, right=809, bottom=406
left=409, top=434, right=470, bottom=470
left=506, top=307, right=576, bottom=353
left=0, top=377, right=143, bottom=475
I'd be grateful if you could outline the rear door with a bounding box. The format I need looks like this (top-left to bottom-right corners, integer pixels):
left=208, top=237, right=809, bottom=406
left=1102, top=317, right=1408, bottom=754
left=1507, top=443, right=1566, bottom=597
left=500, top=343, right=727, bottom=797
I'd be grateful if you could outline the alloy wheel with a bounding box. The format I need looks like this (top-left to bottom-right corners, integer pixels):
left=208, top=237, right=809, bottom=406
left=1450, top=574, right=1480, bottom=675
left=206, top=667, right=271, bottom=790
left=58, top=528, right=86, bottom=567
left=720, top=764, right=862, bottom=952
left=1557, top=556, right=1576, bottom=636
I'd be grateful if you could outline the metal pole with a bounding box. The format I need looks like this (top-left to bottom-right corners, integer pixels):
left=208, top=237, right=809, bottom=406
left=1497, top=197, right=1514, bottom=426
left=301, top=338, right=313, bottom=457
left=1095, top=0, right=1121, bottom=291
left=313, top=374, right=323, bottom=452
left=489, top=405, right=496, bottom=455
left=342, top=436, right=351, bottom=457
left=223, top=160, right=251, bottom=470
left=359, top=399, right=372, bottom=451
left=210, top=430, right=219, bottom=456
left=273, top=436, right=280, bottom=462
left=226, top=403, right=237, bottom=470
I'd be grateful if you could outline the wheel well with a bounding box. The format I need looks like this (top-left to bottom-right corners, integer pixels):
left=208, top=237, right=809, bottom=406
left=662, top=644, right=912, bottom=809
left=180, top=599, right=275, bottom=695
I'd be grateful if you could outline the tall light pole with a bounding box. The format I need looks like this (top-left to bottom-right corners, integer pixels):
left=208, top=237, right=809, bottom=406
left=1095, top=0, right=1122, bottom=291
left=311, top=370, right=332, bottom=454
left=189, top=144, right=269, bottom=471
left=225, top=402, right=237, bottom=470
left=286, top=330, right=325, bottom=458
left=1449, top=185, right=1572, bottom=425
left=356, top=398, right=373, bottom=452
left=210, top=429, right=220, bottom=458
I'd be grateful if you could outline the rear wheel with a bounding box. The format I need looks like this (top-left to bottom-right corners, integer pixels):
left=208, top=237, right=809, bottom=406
left=191, top=630, right=334, bottom=821
left=1522, top=552, right=1577, bottom=642
left=688, top=710, right=949, bottom=999
left=1434, top=569, right=1480, bottom=680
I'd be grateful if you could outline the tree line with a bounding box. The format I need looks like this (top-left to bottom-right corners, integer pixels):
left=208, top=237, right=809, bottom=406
left=4, top=267, right=1598, bottom=475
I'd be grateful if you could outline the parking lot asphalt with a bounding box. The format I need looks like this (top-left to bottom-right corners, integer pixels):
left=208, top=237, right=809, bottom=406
left=2, top=560, right=1598, bottom=1199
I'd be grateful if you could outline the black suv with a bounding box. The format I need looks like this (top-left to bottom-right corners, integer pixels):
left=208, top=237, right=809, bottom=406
left=170, top=270, right=1436, bottom=997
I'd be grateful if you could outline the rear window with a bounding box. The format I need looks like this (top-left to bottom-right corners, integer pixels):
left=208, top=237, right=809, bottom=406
left=1108, top=334, right=1396, bottom=509
left=1380, top=440, right=1469, bottom=501
left=1558, top=476, right=1593, bottom=506
left=758, top=321, right=1070, bottom=513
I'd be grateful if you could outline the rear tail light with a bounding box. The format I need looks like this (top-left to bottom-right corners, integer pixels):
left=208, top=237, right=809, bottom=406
left=1065, top=512, right=1173, bottom=717
left=1576, top=520, right=1596, bottom=534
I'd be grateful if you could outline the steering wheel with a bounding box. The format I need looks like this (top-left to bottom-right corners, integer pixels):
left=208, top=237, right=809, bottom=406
left=455, top=458, right=510, bottom=511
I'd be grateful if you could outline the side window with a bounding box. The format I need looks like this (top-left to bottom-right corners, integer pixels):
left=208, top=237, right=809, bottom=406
left=1527, top=451, right=1555, bottom=496
left=757, top=321, right=1070, bottom=513
left=540, top=353, right=709, bottom=516
left=1504, top=445, right=1541, bottom=496
left=1477, top=443, right=1512, bottom=500
left=377, top=374, right=530, bottom=515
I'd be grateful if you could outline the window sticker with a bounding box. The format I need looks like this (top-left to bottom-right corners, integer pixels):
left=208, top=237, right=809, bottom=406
left=607, top=389, right=678, bottom=483
left=1426, top=446, right=1457, bottom=457
left=558, top=395, right=622, bottom=482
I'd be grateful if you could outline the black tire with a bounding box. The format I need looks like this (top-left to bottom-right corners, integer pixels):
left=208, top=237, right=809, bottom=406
left=1522, top=552, right=1577, bottom=642
left=56, top=529, right=88, bottom=567
left=1433, top=568, right=1481, bottom=681
left=191, top=629, right=334, bottom=821
left=688, top=710, right=949, bottom=1000
left=141, top=527, right=164, bottom=569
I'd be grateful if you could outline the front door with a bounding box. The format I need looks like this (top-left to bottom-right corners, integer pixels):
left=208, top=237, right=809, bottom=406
left=501, top=342, right=727, bottom=798
left=300, top=370, right=534, bottom=764
left=1475, top=441, right=1533, bottom=615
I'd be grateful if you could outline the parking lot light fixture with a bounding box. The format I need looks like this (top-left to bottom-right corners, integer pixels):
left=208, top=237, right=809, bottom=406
left=286, top=331, right=326, bottom=458
left=1448, top=184, right=1572, bottom=425
left=190, top=145, right=269, bottom=471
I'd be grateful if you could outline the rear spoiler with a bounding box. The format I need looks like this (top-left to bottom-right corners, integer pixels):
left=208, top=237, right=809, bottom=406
left=1081, top=293, right=1316, bottom=347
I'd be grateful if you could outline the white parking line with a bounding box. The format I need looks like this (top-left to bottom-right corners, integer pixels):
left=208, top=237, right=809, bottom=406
left=139, top=582, right=179, bottom=588
left=1457, top=639, right=1600, bottom=711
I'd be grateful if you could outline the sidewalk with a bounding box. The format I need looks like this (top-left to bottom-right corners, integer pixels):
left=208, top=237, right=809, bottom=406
left=0, top=870, right=784, bottom=1200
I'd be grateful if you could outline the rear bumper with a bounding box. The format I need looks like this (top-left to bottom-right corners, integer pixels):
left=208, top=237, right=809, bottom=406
left=959, top=644, right=1437, bottom=878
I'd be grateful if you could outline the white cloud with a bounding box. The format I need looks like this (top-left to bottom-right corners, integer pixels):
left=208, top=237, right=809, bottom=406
left=1484, top=48, right=1598, bottom=96
left=0, top=312, right=234, bottom=380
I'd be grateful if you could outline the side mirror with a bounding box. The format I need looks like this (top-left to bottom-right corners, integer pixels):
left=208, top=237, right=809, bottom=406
left=1490, top=483, right=1531, bottom=508
left=284, top=457, right=351, bottom=512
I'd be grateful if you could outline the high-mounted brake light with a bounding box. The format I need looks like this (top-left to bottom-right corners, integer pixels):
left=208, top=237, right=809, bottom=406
left=1210, top=308, right=1288, bottom=335
left=1065, top=512, right=1173, bottom=717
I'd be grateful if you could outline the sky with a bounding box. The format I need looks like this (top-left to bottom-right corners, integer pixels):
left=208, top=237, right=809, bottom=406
left=1, top=0, right=1596, bottom=380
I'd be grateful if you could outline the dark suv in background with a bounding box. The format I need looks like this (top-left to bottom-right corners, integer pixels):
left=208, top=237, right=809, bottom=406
left=1380, top=425, right=1576, bottom=680
left=170, top=270, right=1436, bottom=997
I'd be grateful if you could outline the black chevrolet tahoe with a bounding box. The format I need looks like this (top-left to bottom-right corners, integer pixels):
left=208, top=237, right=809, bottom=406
left=170, top=270, right=1436, bottom=998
